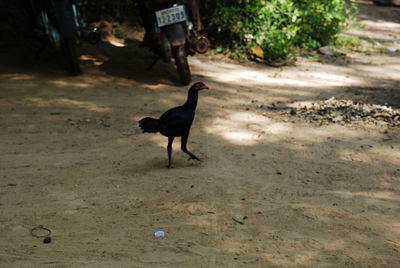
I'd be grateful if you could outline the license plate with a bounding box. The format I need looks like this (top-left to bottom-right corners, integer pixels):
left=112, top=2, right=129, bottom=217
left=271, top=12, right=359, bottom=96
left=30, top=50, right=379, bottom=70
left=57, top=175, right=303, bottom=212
left=155, top=5, right=187, bottom=27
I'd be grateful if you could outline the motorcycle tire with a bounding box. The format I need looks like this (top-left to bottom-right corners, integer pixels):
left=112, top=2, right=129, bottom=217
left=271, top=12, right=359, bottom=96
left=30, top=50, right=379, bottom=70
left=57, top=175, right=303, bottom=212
left=61, top=37, right=81, bottom=75
left=172, top=45, right=191, bottom=85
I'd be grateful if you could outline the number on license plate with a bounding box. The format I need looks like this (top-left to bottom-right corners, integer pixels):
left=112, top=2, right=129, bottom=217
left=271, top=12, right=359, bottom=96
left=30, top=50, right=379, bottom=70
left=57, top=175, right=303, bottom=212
left=155, top=5, right=187, bottom=27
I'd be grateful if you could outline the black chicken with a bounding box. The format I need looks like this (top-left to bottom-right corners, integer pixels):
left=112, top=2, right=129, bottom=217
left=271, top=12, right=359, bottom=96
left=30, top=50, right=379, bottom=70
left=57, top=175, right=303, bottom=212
left=139, top=82, right=209, bottom=168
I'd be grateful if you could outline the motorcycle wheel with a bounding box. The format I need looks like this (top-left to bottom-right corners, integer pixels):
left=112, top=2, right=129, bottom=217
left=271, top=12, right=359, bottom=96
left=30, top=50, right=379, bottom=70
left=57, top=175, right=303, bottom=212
left=61, top=37, right=81, bottom=75
left=172, top=45, right=191, bottom=85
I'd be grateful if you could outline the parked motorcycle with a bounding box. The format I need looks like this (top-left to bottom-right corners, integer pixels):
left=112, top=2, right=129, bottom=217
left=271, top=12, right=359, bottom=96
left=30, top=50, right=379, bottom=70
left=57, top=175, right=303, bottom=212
left=22, top=0, right=101, bottom=75
left=140, top=0, right=210, bottom=85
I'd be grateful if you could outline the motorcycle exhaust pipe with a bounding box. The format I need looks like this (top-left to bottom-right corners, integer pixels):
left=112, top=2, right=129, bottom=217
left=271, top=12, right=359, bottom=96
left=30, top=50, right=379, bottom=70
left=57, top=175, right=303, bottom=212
left=193, top=36, right=210, bottom=54
left=82, top=28, right=101, bottom=44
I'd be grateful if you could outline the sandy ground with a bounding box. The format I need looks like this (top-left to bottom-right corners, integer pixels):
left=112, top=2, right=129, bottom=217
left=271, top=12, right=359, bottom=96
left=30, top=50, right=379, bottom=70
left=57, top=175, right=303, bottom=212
left=0, top=1, right=399, bottom=267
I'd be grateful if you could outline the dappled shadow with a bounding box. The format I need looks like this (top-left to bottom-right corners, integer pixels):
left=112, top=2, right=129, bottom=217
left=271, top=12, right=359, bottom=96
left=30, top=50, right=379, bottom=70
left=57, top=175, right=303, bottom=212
left=0, top=40, right=68, bottom=76
left=348, top=1, right=400, bottom=56
left=0, top=37, right=187, bottom=86
left=90, top=39, right=184, bottom=86
left=76, top=39, right=189, bottom=85
left=0, top=3, right=400, bottom=266
left=1, top=50, right=400, bottom=266
left=337, top=85, right=400, bottom=107
left=188, top=54, right=400, bottom=109
left=358, top=1, right=400, bottom=24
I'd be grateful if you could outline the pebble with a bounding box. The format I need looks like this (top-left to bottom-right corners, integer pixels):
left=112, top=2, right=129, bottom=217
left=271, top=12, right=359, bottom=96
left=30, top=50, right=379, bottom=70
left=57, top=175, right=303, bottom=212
left=100, top=120, right=112, bottom=127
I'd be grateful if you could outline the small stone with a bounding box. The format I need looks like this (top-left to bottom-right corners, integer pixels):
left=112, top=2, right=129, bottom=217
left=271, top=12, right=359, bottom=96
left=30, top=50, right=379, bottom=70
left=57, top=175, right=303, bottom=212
left=332, top=115, right=343, bottom=122
left=319, top=46, right=344, bottom=56
left=43, top=236, right=52, bottom=244
left=100, top=120, right=112, bottom=127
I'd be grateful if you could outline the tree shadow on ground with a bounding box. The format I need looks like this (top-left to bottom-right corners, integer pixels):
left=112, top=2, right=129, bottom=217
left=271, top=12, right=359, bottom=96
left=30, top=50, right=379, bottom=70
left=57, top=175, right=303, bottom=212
left=0, top=49, right=399, bottom=266
left=0, top=2, right=399, bottom=264
left=358, top=1, right=400, bottom=24
left=87, top=39, right=185, bottom=87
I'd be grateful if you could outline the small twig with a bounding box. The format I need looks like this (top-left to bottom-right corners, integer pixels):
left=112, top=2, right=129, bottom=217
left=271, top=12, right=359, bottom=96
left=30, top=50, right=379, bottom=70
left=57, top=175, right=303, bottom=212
left=232, top=217, right=244, bottom=225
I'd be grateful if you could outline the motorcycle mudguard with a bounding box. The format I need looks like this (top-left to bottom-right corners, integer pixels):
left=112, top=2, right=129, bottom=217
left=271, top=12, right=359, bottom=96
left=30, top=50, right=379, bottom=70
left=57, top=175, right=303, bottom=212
left=47, top=0, right=77, bottom=39
left=163, top=23, right=186, bottom=47
left=160, top=32, right=172, bottom=62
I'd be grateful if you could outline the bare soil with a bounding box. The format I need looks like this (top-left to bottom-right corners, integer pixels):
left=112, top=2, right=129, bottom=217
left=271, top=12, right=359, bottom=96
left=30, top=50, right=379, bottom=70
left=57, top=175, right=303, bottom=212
left=0, top=1, right=399, bottom=267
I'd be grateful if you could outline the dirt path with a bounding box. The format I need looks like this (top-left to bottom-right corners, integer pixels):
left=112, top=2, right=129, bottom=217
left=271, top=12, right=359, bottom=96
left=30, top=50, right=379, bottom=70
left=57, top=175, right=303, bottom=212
left=1, top=1, right=399, bottom=267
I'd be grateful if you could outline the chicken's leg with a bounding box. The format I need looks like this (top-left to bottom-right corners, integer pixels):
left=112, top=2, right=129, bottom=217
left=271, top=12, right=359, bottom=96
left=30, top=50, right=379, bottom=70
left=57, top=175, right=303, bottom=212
left=167, top=136, right=174, bottom=168
left=181, top=132, right=201, bottom=161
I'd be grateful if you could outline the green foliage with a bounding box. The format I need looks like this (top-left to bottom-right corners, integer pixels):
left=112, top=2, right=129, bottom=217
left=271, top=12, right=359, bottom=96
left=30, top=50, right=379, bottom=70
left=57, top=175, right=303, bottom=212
left=332, top=34, right=362, bottom=52
left=204, top=0, right=357, bottom=62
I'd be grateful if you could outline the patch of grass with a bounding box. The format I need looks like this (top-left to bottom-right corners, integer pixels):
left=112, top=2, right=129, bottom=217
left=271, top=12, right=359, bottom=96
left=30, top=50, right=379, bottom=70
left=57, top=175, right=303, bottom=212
left=331, top=34, right=362, bottom=52
left=308, top=55, right=323, bottom=62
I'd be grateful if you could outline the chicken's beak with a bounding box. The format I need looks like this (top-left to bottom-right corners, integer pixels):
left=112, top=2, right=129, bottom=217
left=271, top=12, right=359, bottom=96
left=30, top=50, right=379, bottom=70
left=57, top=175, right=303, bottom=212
left=201, top=85, right=209, bottom=90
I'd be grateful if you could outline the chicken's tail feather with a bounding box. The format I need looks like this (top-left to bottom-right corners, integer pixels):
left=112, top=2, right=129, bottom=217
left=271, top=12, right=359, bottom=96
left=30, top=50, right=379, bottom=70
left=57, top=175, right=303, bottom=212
left=139, top=117, right=159, bottom=133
